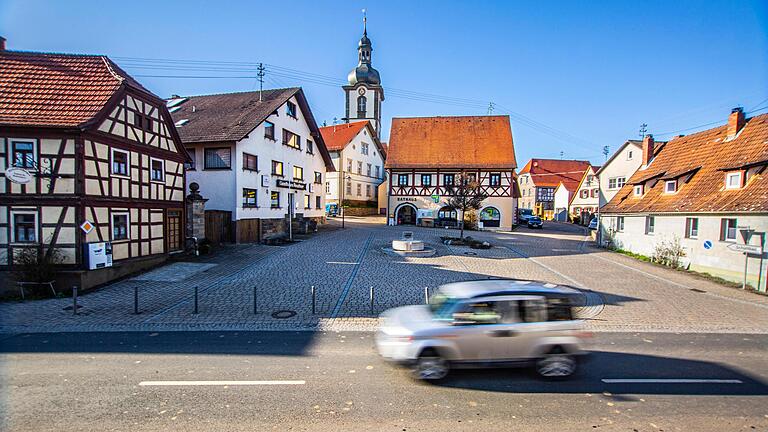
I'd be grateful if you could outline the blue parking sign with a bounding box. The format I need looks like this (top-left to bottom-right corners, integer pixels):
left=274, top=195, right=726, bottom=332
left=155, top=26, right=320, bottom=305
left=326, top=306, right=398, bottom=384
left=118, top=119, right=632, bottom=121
left=703, top=240, right=713, bottom=250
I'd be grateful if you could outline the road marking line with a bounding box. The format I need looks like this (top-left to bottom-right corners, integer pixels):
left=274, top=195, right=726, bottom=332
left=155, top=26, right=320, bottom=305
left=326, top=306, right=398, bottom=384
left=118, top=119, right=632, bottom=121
left=139, top=380, right=306, bottom=386
left=601, top=379, right=742, bottom=384
left=330, top=232, right=374, bottom=319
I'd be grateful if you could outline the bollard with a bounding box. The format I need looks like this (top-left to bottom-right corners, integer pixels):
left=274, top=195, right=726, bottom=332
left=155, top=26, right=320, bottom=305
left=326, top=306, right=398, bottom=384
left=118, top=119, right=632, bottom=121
left=72, top=285, right=78, bottom=316
left=253, top=286, right=258, bottom=315
left=370, top=286, right=374, bottom=315
left=311, top=285, right=316, bottom=315
left=193, top=286, right=199, bottom=314
left=424, top=286, right=429, bottom=305
left=133, top=285, right=139, bottom=314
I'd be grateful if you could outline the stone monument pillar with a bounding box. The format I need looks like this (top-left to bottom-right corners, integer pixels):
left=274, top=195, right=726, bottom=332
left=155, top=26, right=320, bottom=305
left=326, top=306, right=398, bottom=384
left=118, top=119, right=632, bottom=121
left=186, top=182, right=207, bottom=242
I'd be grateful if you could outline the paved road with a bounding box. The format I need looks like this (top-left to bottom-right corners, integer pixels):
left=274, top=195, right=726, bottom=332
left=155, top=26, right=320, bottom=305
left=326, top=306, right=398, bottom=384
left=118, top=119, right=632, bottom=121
left=1, top=331, right=767, bottom=431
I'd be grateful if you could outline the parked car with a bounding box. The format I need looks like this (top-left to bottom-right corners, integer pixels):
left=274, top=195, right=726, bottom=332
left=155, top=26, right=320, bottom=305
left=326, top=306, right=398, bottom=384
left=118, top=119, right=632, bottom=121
left=376, top=280, right=590, bottom=381
left=588, top=216, right=598, bottom=230
left=325, top=202, right=339, bottom=217
left=527, top=216, right=543, bottom=229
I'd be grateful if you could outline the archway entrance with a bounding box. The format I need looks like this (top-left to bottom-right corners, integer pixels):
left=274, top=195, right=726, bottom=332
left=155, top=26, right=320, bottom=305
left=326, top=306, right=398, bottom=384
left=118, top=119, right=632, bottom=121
left=436, top=206, right=459, bottom=227
left=396, top=204, right=417, bottom=225
left=480, top=207, right=501, bottom=227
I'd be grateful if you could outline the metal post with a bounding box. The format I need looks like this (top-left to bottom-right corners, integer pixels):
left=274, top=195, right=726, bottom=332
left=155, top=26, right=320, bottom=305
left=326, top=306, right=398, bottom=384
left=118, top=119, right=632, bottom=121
left=424, top=286, right=429, bottom=305
left=133, top=285, right=139, bottom=314
left=743, top=252, right=749, bottom=290
left=194, top=286, right=199, bottom=314
left=253, top=286, right=258, bottom=314
left=311, top=285, right=316, bottom=315
left=72, top=285, right=78, bottom=316
left=369, top=286, right=374, bottom=315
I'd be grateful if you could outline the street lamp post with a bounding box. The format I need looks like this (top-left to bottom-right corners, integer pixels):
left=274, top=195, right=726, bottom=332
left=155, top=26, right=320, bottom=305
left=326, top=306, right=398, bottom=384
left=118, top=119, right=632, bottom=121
left=342, top=174, right=351, bottom=229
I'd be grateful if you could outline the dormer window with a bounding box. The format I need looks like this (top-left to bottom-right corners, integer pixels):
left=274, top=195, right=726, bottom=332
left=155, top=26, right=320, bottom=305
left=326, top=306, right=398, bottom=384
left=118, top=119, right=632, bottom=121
left=634, top=185, right=643, bottom=196
left=725, top=171, right=742, bottom=189
left=664, top=180, right=677, bottom=194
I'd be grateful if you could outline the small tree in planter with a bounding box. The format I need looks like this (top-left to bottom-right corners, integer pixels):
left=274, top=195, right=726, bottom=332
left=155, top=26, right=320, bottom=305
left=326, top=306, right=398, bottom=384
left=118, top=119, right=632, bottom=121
left=12, top=247, right=65, bottom=297
left=445, top=173, right=488, bottom=240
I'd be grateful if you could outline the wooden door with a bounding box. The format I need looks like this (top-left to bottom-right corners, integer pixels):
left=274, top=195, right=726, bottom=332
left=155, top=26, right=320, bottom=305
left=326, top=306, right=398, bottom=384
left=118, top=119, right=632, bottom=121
left=166, top=209, right=183, bottom=252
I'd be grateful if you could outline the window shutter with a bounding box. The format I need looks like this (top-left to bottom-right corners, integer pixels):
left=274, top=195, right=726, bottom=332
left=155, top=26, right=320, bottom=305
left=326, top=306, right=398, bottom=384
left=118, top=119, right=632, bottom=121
left=719, top=219, right=726, bottom=241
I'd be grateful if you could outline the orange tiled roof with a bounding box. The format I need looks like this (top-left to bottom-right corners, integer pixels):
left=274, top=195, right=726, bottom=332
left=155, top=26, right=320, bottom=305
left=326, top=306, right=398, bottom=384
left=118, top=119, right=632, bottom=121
left=385, top=115, right=516, bottom=169
left=0, top=50, right=154, bottom=128
left=518, top=158, right=591, bottom=189
left=602, top=113, right=768, bottom=214
left=319, top=121, right=369, bottom=151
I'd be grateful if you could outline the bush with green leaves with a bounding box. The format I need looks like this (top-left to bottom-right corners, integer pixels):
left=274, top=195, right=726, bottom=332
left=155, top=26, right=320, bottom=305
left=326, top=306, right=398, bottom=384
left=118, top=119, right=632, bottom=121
left=652, top=236, right=687, bottom=268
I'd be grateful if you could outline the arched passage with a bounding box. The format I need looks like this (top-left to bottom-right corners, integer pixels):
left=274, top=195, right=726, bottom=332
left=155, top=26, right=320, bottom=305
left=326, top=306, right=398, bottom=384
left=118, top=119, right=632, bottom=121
left=480, top=206, right=501, bottom=227
left=395, top=203, right=417, bottom=225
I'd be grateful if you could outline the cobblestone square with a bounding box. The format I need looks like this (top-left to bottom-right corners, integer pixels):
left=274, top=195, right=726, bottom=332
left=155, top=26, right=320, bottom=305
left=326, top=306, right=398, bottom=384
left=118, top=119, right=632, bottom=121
left=1, top=218, right=766, bottom=334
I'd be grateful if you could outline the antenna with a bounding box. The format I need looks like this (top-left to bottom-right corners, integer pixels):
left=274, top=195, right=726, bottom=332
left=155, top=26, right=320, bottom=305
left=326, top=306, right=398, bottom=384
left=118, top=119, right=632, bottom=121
left=257, top=63, right=266, bottom=102
left=487, top=102, right=495, bottom=115
left=602, top=145, right=609, bottom=161
left=559, top=151, right=564, bottom=159
left=639, top=123, right=648, bottom=139
left=362, top=8, right=367, bottom=34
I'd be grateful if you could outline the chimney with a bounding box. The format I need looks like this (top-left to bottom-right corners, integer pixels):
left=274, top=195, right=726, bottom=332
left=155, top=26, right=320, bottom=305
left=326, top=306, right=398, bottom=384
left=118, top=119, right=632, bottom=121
left=642, top=134, right=655, bottom=167
left=0, top=36, right=6, bottom=51
left=726, top=107, right=745, bottom=138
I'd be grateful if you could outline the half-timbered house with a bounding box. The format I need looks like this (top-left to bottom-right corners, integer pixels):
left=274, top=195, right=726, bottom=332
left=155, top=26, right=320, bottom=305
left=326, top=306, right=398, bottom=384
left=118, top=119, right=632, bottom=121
left=0, top=44, right=188, bottom=293
left=385, top=116, right=519, bottom=230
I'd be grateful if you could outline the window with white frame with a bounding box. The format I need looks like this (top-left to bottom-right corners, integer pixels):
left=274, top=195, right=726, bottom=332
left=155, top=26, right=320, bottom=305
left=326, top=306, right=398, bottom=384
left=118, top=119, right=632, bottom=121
left=293, top=166, right=304, bottom=180
left=665, top=180, right=677, bottom=193
left=12, top=212, right=37, bottom=243
left=634, top=184, right=643, bottom=196
left=304, top=194, right=311, bottom=209
left=645, top=216, right=655, bottom=234
left=366, top=184, right=371, bottom=197
left=685, top=217, right=699, bottom=238
left=325, top=182, right=330, bottom=194
left=264, top=121, right=275, bottom=140
left=357, top=161, right=363, bottom=175
left=112, top=149, right=129, bottom=176
left=421, top=174, right=432, bottom=186
left=361, top=142, right=369, bottom=155
left=12, top=140, right=35, bottom=168
left=366, top=163, right=372, bottom=177
left=356, top=183, right=362, bottom=196
left=150, top=158, right=165, bottom=182
left=112, top=213, right=129, bottom=240
left=627, top=150, right=634, bottom=160
left=315, top=195, right=321, bottom=209
left=616, top=216, right=625, bottom=232
left=346, top=180, right=352, bottom=195
left=286, top=101, right=297, bottom=118
left=314, top=171, right=322, bottom=184
left=306, top=140, right=314, bottom=154
left=375, top=166, right=380, bottom=178
left=347, top=158, right=353, bottom=172
left=725, top=172, right=742, bottom=189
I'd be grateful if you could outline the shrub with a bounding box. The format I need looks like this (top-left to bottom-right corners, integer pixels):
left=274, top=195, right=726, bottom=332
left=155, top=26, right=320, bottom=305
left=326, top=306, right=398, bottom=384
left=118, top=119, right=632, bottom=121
left=12, top=247, right=65, bottom=295
left=652, top=236, right=686, bottom=268
left=463, top=209, right=478, bottom=231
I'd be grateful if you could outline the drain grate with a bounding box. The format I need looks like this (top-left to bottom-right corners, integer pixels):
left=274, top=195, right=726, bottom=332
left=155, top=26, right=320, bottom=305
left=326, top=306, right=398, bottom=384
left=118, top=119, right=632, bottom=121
left=271, top=310, right=297, bottom=319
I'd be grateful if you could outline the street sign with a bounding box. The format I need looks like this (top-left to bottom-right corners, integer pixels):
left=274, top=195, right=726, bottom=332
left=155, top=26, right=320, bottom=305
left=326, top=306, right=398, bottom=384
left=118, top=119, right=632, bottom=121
left=727, top=243, right=762, bottom=254
left=703, top=240, right=713, bottom=250
left=80, top=220, right=94, bottom=234
left=5, top=167, right=33, bottom=184
left=739, top=228, right=754, bottom=244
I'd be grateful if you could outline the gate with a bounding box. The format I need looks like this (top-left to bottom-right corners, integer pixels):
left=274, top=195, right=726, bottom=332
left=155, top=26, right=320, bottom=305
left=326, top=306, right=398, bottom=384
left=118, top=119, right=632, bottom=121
left=205, top=210, right=233, bottom=244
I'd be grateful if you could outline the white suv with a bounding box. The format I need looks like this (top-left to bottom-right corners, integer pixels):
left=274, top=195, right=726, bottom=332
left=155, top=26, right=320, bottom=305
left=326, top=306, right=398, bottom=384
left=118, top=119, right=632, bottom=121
left=376, top=280, right=590, bottom=380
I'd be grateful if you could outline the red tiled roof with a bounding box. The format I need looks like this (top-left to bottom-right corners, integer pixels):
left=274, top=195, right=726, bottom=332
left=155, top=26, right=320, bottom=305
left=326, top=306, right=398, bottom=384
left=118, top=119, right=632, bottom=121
left=518, top=158, right=591, bottom=190
left=0, top=50, right=155, bottom=128
left=385, top=116, right=516, bottom=169
left=602, top=113, right=768, bottom=214
left=319, top=121, right=369, bottom=151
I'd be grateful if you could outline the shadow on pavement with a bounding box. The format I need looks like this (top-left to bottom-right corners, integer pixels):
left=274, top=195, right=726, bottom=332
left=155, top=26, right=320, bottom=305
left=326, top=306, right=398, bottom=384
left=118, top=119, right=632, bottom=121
left=0, top=331, right=318, bottom=356
left=432, top=350, right=768, bottom=396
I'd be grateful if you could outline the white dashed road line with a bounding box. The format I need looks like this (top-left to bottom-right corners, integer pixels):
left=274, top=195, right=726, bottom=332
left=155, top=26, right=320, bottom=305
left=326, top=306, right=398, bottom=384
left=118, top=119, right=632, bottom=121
left=601, top=379, right=742, bottom=384
left=139, top=380, right=306, bottom=386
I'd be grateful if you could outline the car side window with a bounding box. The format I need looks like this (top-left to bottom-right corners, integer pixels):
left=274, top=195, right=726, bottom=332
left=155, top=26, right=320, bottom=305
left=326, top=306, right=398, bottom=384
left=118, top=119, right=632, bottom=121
left=518, top=298, right=548, bottom=323
left=547, top=298, right=573, bottom=321
left=452, top=301, right=502, bottom=325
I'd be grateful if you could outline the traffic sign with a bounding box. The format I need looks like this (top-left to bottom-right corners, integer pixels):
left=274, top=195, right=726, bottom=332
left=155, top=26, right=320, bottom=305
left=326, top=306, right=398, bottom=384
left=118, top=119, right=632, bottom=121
left=703, top=240, right=713, bottom=250
left=80, top=220, right=94, bottom=234
left=727, top=243, right=762, bottom=254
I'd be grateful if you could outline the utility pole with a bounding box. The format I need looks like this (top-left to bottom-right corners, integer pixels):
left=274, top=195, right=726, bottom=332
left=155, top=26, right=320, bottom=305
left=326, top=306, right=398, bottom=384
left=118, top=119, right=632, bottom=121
left=602, top=145, right=609, bottom=161
left=559, top=151, right=564, bottom=159
left=487, top=102, right=495, bottom=115
left=639, top=123, right=648, bottom=139
left=257, top=63, right=265, bottom=102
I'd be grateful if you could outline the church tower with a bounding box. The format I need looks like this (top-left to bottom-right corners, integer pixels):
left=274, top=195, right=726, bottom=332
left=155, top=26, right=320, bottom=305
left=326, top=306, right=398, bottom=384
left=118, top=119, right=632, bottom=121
left=343, top=13, right=384, bottom=137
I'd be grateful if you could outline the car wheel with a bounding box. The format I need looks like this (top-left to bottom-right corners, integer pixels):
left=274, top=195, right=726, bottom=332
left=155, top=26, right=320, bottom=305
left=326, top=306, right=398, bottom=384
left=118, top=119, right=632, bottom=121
left=412, top=352, right=449, bottom=381
left=536, top=354, right=576, bottom=378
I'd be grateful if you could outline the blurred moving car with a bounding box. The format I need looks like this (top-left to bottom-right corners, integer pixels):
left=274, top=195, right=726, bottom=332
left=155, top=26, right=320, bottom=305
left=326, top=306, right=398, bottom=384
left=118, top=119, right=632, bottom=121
left=527, top=216, right=543, bottom=229
left=588, top=216, right=598, bottom=230
left=376, top=280, right=590, bottom=381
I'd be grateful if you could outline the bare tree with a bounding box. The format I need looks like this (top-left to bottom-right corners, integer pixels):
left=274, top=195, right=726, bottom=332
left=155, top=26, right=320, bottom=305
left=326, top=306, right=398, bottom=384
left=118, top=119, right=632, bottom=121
left=445, top=173, right=488, bottom=239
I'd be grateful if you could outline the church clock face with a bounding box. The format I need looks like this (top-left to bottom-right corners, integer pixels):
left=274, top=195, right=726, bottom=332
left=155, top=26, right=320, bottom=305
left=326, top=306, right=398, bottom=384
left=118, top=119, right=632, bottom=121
left=357, top=87, right=366, bottom=95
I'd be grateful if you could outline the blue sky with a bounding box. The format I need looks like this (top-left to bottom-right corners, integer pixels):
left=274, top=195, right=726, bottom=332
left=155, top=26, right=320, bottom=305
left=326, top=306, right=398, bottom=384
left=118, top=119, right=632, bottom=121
left=2, top=0, right=766, bottom=166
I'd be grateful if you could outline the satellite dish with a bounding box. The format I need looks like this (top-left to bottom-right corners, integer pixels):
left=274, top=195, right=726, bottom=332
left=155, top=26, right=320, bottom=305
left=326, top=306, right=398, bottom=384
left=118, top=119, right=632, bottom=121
left=5, top=167, right=33, bottom=184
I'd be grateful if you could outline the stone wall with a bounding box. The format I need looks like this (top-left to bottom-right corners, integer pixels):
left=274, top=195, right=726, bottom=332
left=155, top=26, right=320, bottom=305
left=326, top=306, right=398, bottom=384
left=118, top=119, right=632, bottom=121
left=344, top=207, right=379, bottom=217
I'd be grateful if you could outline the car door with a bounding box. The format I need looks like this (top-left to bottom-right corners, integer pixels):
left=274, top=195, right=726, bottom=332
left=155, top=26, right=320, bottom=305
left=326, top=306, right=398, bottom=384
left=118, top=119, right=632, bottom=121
left=447, top=299, right=510, bottom=362
left=504, top=296, right=550, bottom=360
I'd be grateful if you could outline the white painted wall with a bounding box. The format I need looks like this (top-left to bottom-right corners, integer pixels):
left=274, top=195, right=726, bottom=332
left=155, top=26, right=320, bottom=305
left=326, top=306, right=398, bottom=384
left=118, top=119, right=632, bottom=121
left=602, top=213, right=768, bottom=289
left=184, top=95, right=328, bottom=221
left=553, top=184, right=571, bottom=220
left=598, top=142, right=642, bottom=207
left=326, top=124, right=385, bottom=204
left=569, top=166, right=599, bottom=214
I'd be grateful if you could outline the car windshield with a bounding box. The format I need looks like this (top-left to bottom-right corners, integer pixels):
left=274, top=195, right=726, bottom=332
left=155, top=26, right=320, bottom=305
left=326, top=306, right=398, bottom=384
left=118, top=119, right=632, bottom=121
left=531, top=217, right=541, bottom=222
left=428, top=293, right=461, bottom=319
